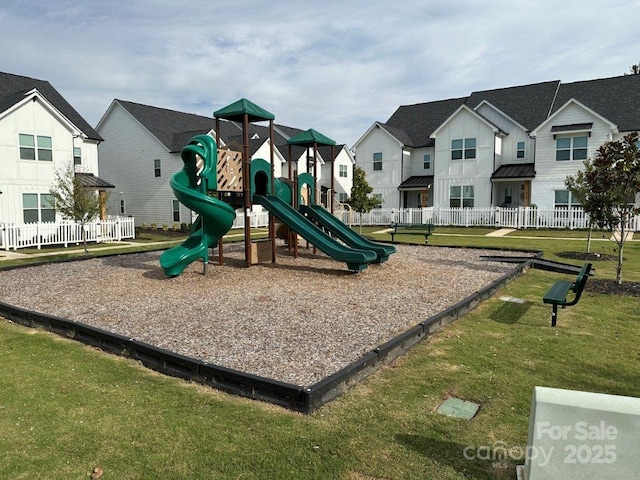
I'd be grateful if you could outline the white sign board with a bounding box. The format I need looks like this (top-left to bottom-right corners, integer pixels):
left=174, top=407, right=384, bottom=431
left=525, top=386, right=640, bottom=479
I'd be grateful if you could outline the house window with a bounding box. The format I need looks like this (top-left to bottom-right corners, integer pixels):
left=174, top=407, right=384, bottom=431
left=19, top=134, right=52, bottom=161
left=338, top=192, right=348, bottom=202
left=74, top=147, right=82, bottom=165
left=37, top=136, right=52, bottom=161
left=373, top=193, right=383, bottom=208
left=451, top=138, right=476, bottom=160
left=23, top=193, right=55, bottom=223
left=516, top=141, right=525, bottom=159
left=556, top=136, right=588, bottom=161
left=554, top=190, right=581, bottom=208
left=504, top=187, right=513, bottom=205
left=120, top=199, right=126, bottom=215
left=154, top=159, right=161, bottom=177
left=339, top=164, right=348, bottom=177
left=19, top=134, right=35, bottom=160
left=373, top=152, right=383, bottom=171
left=172, top=200, right=180, bottom=222
left=423, top=154, right=431, bottom=169
left=450, top=185, right=474, bottom=208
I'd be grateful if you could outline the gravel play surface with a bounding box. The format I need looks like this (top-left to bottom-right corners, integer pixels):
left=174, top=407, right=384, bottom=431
left=0, top=242, right=528, bottom=386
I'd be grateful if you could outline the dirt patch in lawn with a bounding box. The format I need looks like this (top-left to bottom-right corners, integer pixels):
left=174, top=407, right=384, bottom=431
left=557, top=251, right=617, bottom=261
left=586, top=279, right=640, bottom=297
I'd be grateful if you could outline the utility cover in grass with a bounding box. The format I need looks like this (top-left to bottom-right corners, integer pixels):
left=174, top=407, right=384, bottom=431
left=437, top=398, right=480, bottom=420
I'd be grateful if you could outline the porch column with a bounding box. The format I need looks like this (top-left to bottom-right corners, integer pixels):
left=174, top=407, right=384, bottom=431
left=99, top=190, right=107, bottom=220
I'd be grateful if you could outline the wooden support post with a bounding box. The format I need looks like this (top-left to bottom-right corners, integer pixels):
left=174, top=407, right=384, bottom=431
left=242, top=113, right=251, bottom=268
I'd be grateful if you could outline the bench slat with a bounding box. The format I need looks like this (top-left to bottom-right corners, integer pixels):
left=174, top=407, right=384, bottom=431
left=543, top=280, right=573, bottom=304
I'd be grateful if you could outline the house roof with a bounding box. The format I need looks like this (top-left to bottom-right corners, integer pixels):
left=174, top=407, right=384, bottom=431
left=385, top=97, right=467, bottom=147
left=0, top=71, right=103, bottom=141
left=491, top=163, right=535, bottom=179
left=114, top=100, right=314, bottom=155
left=75, top=172, right=115, bottom=188
left=375, top=75, right=640, bottom=149
left=317, top=144, right=350, bottom=163
left=466, top=80, right=560, bottom=131
left=398, top=175, right=434, bottom=189
left=115, top=100, right=231, bottom=152
left=552, top=74, right=640, bottom=132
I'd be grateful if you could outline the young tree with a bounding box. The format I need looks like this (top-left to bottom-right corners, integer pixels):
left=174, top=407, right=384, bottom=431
left=50, top=165, right=105, bottom=254
left=565, top=169, right=595, bottom=253
left=629, top=62, right=640, bottom=75
left=579, top=132, right=640, bottom=284
left=347, top=166, right=380, bottom=231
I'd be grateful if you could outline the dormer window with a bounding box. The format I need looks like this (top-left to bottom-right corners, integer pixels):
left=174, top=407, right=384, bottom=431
left=517, top=141, right=525, bottom=159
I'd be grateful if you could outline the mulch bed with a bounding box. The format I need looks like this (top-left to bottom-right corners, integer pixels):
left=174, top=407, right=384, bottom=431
left=586, top=279, right=640, bottom=297
left=557, top=251, right=639, bottom=297
left=557, top=251, right=617, bottom=261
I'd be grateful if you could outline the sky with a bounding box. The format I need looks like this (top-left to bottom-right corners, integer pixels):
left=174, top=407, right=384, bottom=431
left=1, top=0, right=638, bottom=147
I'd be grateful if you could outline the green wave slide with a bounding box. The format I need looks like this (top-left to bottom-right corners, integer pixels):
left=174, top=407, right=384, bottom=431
left=300, top=204, right=396, bottom=263
left=253, top=195, right=377, bottom=272
left=160, top=175, right=236, bottom=277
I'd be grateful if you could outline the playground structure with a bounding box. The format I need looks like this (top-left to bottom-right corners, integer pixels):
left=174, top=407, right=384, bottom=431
left=159, top=98, right=395, bottom=277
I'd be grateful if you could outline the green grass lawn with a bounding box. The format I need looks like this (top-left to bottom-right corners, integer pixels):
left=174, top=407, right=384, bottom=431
left=1, top=230, right=639, bottom=479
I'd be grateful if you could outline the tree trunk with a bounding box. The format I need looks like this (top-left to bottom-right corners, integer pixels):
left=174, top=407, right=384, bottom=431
left=616, top=220, right=625, bottom=285
left=617, top=242, right=624, bottom=285
left=586, top=223, right=592, bottom=254
left=81, top=221, right=88, bottom=254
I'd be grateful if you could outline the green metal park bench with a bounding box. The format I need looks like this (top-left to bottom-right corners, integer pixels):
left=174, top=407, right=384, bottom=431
left=390, top=222, right=435, bottom=245
left=542, top=262, right=592, bottom=327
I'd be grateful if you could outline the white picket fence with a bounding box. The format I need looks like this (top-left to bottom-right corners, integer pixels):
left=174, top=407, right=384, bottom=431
left=333, top=206, right=640, bottom=231
left=0, top=216, right=136, bottom=251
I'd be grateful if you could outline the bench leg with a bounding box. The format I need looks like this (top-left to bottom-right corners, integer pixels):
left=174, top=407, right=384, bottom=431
left=551, top=304, right=558, bottom=327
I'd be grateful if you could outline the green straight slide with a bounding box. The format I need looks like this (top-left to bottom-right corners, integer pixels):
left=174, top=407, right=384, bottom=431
left=160, top=170, right=236, bottom=276
left=300, top=204, right=396, bottom=263
left=253, top=195, right=377, bottom=272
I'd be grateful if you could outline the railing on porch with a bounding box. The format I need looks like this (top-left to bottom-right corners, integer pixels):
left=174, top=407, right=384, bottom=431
left=0, top=216, right=136, bottom=251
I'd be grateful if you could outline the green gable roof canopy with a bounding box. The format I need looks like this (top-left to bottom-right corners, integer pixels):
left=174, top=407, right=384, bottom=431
left=214, top=98, right=275, bottom=123
left=287, top=128, right=336, bottom=146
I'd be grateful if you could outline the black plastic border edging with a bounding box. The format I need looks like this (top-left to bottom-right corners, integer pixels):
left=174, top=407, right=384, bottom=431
left=0, top=245, right=533, bottom=414
left=301, top=258, right=531, bottom=412
left=0, top=300, right=309, bottom=412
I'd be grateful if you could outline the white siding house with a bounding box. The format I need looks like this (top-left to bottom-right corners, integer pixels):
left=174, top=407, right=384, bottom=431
left=319, top=145, right=355, bottom=206
left=0, top=72, right=109, bottom=225
left=530, top=99, right=617, bottom=210
left=355, top=74, right=640, bottom=214
left=352, top=122, right=410, bottom=210
left=430, top=105, right=500, bottom=208
left=96, top=100, right=196, bottom=226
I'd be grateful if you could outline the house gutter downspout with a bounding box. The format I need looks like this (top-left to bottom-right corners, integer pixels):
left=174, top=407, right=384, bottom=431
left=491, top=133, right=496, bottom=206
left=400, top=144, right=404, bottom=208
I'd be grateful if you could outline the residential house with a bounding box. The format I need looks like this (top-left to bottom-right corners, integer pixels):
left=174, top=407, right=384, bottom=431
left=354, top=74, right=640, bottom=211
left=0, top=72, right=112, bottom=225
left=96, top=100, right=353, bottom=226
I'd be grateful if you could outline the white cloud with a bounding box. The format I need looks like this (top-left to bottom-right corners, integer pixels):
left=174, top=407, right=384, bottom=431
left=1, top=0, right=638, bottom=145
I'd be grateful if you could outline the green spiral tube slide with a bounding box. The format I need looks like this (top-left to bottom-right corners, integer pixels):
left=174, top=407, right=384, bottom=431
left=160, top=136, right=236, bottom=277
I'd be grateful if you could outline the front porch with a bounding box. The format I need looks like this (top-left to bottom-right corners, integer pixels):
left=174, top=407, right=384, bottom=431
left=491, top=163, right=534, bottom=207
